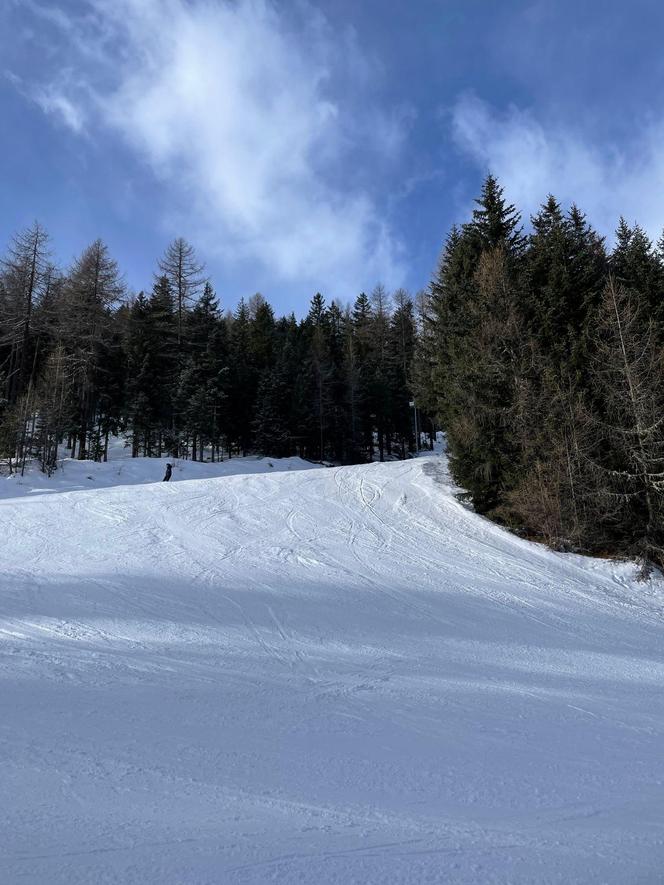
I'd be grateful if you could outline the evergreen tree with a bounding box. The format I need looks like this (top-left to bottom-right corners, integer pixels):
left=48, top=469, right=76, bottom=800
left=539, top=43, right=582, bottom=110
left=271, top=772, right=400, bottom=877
left=157, top=238, right=205, bottom=357
left=350, top=291, right=375, bottom=460
left=326, top=300, right=348, bottom=462
left=227, top=299, right=256, bottom=456
left=249, top=295, right=276, bottom=377
left=301, top=293, right=332, bottom=461
left=611, top=219, right=663, bottom=324
left=174, top=282, right=229, bottom=460
left=368, top=284, right=392, bottom=461
left=470, top=173, right=526, bottom=256
left=0, top=222, right=51, bottom=461
left=431, top=175, right=526, bottom=511
left=586, top=278, right=664, bottom=566
left=125, top=292, right=156, bottom=457
left=60, top=240, right=125, bottom=460
left=389, top=289, right=417, bottom=455
left=254, top=371, right=292, bottom=457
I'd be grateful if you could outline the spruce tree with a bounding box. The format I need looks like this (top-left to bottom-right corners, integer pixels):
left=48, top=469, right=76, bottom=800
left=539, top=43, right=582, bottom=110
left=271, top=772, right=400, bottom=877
left=611, top=220, right=663, bottom=325
left=302, top=293, right=332, bottom=461
left=470, top=173, right=526, bottom=256
left=390, top=289, right=417, bottom=455
left=432, top=175, right=526, bottom=511
left=350, top=291, right=375, bottom=460
left=60, top=240, right=125, bottom=460
left=227, top=299, right=256, bottom=456
left=176, top=282, right=228, bottom=460
left=254, top=370, right=292, bottom=457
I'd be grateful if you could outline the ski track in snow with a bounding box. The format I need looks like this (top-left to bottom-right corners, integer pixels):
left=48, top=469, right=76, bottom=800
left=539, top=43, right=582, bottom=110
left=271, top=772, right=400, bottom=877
left=1, top=449, right=664, bottom=884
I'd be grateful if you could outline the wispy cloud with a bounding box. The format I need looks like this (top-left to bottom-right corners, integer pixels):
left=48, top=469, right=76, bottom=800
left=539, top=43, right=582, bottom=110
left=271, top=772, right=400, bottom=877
left=35, top=86, right=86, bottom=133
left=14, top=0, right=408, bottom=295
left=4, top=68, right=86, bottom=133
left=451, top=93, right=664, bottom=241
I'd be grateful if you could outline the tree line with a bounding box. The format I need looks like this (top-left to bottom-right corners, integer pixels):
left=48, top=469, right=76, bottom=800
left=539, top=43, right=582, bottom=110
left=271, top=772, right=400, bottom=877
left=3, top=175, right=662, bottom=570
left=415, top=175, right=664, bottom=571
left=0, top=232, right=424, bottom=474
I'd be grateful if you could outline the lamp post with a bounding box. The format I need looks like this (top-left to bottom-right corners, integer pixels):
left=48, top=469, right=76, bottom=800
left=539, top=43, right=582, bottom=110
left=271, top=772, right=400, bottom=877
left=409, top=399, right=419, bottom=453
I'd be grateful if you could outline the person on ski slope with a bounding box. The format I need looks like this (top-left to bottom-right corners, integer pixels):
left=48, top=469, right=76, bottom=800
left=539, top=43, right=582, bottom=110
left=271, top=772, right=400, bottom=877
left=163, top=463, right=173, bottom=482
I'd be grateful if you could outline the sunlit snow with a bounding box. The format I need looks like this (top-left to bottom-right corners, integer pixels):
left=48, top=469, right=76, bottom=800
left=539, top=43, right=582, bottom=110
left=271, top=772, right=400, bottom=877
left=1, top=445, right=663, bottom=883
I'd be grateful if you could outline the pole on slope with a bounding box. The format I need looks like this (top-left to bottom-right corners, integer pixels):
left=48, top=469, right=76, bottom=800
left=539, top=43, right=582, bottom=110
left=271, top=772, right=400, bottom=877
left=410, top=400, right=419, bottom=453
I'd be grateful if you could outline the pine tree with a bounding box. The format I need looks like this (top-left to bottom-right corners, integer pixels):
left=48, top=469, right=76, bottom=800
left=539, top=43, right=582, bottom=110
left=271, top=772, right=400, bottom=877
left=611, top=219, right=663, bottom=324
left=157, top=238, right=205, bottom=358
left=368, top=284, right=392, bottom=461
left=350, top=291, right=375, bottom=460
left=178, top=282, right=229, bottom=460
left=326, top=300, right=348, bottom=462
left=60, top=240, right=125, bottom=460
left=0, top=222, right=51, bottom=416
left=227, top=299, right=256, bottom=456
left=302, top=293, right=332, bottom=461
left=499, top=199, right=608, bottom=546
left=420, top=225, right=477, bottom=429
left=125, top=292, right=155, bottom=457
left=33, top=344, right=71, bottom=475
left=249, top=295, right=276, bottom=377
left=586, top=277, right=664, bottom=566
left=147, top=275, right=178, bottom=454
left=390, top=289, right=417, bottom=455
left=254, top=371, right=292, bottom=457
left=448, top=246, right=526, bottom=511
left=470, top=173, right=526, bottom=256
left=428, top=176, right=526, bottom=510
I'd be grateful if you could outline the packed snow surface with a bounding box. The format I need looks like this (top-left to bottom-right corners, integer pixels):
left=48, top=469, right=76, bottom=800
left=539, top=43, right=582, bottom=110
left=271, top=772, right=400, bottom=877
left=1, top=449, right=663, bottom=884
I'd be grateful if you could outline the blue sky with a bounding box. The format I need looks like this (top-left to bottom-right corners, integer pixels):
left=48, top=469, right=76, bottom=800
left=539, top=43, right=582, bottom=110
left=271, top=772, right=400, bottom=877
left=1, top=0, right=663, bottom=315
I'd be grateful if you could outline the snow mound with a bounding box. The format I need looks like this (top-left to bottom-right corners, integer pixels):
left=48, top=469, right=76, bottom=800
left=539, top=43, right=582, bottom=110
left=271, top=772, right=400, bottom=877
left=0, top=440, right=316, bottom=501
left=1, top=452, right=663, bottom=883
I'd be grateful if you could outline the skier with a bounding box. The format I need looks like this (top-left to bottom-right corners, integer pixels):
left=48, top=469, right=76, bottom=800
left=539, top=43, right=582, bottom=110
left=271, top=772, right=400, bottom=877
left=162, top=463, right=173, bottom=482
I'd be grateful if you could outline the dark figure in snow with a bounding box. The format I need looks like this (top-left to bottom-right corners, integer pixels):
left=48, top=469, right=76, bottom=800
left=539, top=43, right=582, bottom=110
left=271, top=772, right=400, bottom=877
left=163, top=463, right=173, bottom=482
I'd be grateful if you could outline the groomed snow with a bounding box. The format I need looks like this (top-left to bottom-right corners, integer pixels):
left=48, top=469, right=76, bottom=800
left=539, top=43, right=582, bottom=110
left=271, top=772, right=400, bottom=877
left=1, top=448, right=663, bottom=883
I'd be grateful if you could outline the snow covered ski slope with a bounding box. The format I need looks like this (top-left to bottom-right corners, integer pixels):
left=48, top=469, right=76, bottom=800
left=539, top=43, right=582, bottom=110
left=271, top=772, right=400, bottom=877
left=1, top=452, right=663, bottom=884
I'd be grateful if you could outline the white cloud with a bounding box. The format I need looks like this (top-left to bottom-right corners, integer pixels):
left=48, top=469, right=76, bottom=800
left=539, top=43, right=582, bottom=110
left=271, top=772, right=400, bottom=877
left=4, top=68, right=86, bottom=132
left=20, top=0, right=407, bottom=295
left=35, top=86, right=87, bottom=133
left=451, top=93, right=664, bottom=241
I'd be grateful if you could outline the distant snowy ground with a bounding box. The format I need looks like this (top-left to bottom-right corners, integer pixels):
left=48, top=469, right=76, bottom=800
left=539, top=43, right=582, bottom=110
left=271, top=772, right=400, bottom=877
left=1, top=448, right=663, bottom=884
left=0, top=437, right=315, bottom=500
